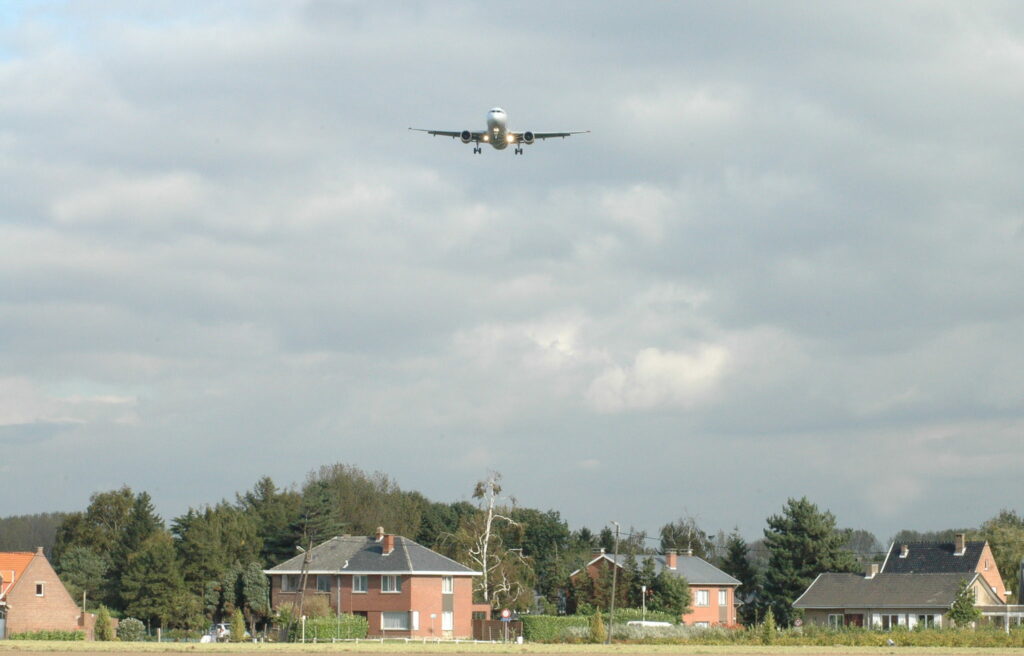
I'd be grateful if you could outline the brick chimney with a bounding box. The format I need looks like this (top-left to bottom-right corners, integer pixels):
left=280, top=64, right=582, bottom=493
left=665, top=549, right=677, bottom=570
left=36, top=546, right=45, bottom=556
left=900, top=544, right=909, bottom=558
left=382, top=533, right=395, bottom=555
left=954, top=533, right=966, bottom=556
left=865, top=563, right=880, bottom=579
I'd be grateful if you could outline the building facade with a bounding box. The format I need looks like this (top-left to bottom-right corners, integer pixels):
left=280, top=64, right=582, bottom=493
left=265, top=529, right=481, bottom=639
left=571, top=550, right=740, bottom=627
left=0, top=547, right=90, bottom=639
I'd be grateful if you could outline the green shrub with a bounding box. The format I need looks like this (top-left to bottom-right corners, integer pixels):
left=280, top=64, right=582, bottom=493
left=589, top=612, right=607, bottom=643
left=230, top=608, right=246, bottom=642
left=95, top=605, right=114, bottom=641
left=521, top=615, right=589, bottom=642
left=117, top=617, right=146, bottom=642
left=289, top=614, right=369, bottom=641
left=9, top=629, right=85, bottom=640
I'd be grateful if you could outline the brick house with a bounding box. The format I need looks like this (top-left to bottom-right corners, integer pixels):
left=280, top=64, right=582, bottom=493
left=264, top=529, right=483, bottom=639
left=570, top=549, right=740, bottom=627
left=881, top=534, right=1006, bottom=601
left=0, top=547, right=92, bottom=639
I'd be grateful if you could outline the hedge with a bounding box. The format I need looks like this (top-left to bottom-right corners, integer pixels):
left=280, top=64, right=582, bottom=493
left=290, top=614, right=369, bottom=641
left=8, top=629, right=85, bottom=640
left=521, top=615, right=589, bottom=642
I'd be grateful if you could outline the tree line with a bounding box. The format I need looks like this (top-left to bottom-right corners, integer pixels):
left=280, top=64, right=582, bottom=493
left=3, top=463, right=1022, bottom=631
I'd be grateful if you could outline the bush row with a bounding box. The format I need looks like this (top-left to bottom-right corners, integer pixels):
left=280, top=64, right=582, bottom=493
left=288, top=614, right=369, bottom=641
left=9, top=629, right=85, bottom=640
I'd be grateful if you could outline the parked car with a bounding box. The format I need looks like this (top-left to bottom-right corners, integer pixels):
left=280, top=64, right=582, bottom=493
left=199, top=623, right=250, bottom=642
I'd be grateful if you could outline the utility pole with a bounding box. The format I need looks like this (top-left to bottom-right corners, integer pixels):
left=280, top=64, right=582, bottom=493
left=606, top=521, right=620, bottom=645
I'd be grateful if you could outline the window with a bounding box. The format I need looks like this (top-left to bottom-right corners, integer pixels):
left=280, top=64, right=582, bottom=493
left=828, top=614, right=843, bottom=628
left=442, top=576, right=454, bottom=594
left=695, top=589, right=709, bottom=607
left=382, top=611, right=410, bottom=630
left=916, top=614, right=938, bottom=628
left=35, top=582, right=44, bottom=597
left=382, top=575, right=402, bottom=593
left=881, top=615, right=902, bottom=630
left=442, top=611, right=453, bottom=631
left=718, top=589, right=727, bottom=606
left=693, top=622, right=709, bottom=629
left=316, top=575, right=331, bottom=593
left=353, top=575, right=368, bottom=593
left=281, top=575, right=301, bottom=592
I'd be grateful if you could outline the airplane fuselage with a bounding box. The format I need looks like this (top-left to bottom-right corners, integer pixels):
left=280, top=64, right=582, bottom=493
left=484, top=107, right=510, bottom=150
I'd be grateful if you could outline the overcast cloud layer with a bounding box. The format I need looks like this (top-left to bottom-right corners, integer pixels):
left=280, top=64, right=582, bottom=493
left=2, top=1, right=1023, bottom=543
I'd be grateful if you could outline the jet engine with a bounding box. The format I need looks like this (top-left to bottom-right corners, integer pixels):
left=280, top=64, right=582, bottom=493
left=522, top=131, right=535, bottom=145
left=460, top=130, right=473, bottom=144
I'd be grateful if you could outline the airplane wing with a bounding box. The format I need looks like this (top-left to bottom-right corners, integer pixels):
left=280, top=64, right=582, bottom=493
left=408, top=128, right=484, bottom=141
left=510, top=130, right=591, bottom=142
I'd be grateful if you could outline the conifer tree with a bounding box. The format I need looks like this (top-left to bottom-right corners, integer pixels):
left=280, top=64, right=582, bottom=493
left=720, top=530, right=762, bottom=626
left=948, top=579, right=981, bottom=627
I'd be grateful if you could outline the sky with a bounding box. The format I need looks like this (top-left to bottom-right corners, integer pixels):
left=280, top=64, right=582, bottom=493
left=2, top=1, right=1023, bottom=545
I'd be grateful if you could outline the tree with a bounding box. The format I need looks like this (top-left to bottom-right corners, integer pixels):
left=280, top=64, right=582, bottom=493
left=230, top=607, right=247, bottom=642
left=172, top=503, right=261, bottom=588
left=948, top=578, right=981, bottom=627
left=659, top=516, right=715, bottom=560
left=649, top=570, right=690, bottom=617
left=57, top=546, right=110, bottom=609
left=720, top=530, right=763, bottom=626
left=236, top=476, right=303, bottom=567
left=120, top=532, right=186, bottom=627
left=840, top=528, right=882, bottom=564
left=762, top=497, right=858, bottom=626
left=0, top=512, right=69, bottom=554
left=589, top=611, right=606, bottom=643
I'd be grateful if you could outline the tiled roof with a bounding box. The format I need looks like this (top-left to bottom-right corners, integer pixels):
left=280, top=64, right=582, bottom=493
left=0, top=552, right=35, bottom=599
left=883, top=541, right=985, bottom=574
left=602, top=554, right=741, bottom=586
left=264, top=535, right=477, bottom=575
left=794, top=573, right=975, bottom=609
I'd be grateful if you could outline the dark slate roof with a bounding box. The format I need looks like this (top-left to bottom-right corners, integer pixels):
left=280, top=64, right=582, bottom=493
left=603, top=554, right=740, bottom=586
left=793, top=573, right=975, bottom=609
left=882, top=541, right=985, bottom=574
left=264, top=535, right=477, bottom=575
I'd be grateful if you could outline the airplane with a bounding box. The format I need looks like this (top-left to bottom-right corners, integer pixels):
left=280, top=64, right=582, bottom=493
left=409, top=107, right=589, bottom=154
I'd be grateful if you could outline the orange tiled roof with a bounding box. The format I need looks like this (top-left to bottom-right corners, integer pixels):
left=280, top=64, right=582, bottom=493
left=0, top=552, right=36, bottom=599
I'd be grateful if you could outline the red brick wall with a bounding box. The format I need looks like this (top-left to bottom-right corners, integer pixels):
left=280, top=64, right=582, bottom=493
left=270, top=573, right=475, bottom=638
left=977, top=543, right=1006, bottom=601
left=5, top=552, right=85, bottom=638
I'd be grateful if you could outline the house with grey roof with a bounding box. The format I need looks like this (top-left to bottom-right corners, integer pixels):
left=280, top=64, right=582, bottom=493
left=264, top=528, right=484, bottom=639
left=570, top=549, right=741, bottom=627
left=793, top=568, right=1002, bottom=629
left=880, top=534, right=1006, bottom=602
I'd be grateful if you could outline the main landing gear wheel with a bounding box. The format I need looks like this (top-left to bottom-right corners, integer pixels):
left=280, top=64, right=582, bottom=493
left=473, top=145, right=482, bottom=154
left=514, top=146, right=523, bottom=155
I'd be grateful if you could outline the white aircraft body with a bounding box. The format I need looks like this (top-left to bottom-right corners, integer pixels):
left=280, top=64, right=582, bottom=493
left=410, top=107, right=589, bottom=154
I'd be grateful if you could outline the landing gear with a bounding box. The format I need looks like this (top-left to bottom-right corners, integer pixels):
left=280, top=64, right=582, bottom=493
left=473, top=145, right=482, bottom=154
left=514, top=146, right=523, bottom=155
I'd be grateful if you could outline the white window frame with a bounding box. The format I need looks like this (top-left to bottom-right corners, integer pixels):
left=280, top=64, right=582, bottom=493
left=718, top=589, right=727, bottom=606
left=828, top=614, right=843, bottom=628
left=441, top=611, right=453, bottom=631
left=693, top=621, right=710, bottom=628
left=316, top=575, right=331, bottom=593
left=442, top=576, right=454, bottom=594
left=281, top=574, right=301, bottom=592
left=35, top=582, right=44, bottom=597
left=695, top=589, right=709, bottom=607
left=382, top=611, right=410, bottom=630
left=382, top=575, right=402, bottom=593
left=352, top=574, right=368, bottom=593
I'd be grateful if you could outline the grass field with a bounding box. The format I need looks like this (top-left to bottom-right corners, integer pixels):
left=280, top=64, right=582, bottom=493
left=0, top=643, right=1023, bottom=655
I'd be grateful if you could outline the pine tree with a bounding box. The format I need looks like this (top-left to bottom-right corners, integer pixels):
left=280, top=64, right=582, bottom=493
left=720, top=530, right=762, bottom=626
left=589, top=611, right=606, bottom=643
left=762, top=497, right=857, bottom=626
left=120, top=532, right=186, bottom=627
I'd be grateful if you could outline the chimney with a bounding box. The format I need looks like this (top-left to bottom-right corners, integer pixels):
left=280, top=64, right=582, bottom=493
left=36, top=546, right=45, bottom=556
left=375, top=526, right=385, bottom=542
left=900, top=544, right=909, bottom=558
left=685, top=547, right=693, bottom=557
left=592, top=547, right=606, bottom=556
left=382, top=533, right=395, bottom=555
left=665, top=549, right=677, bottom=570
left=865, top=563, right=880, bottom=579
left=954, top=533, right=966, bottom=556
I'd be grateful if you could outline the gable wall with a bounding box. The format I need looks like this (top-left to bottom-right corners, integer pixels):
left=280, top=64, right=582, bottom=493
left=976, top=544, right=1006, bottom=601
left=4, top=554, right=84, bottom=638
